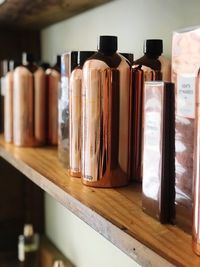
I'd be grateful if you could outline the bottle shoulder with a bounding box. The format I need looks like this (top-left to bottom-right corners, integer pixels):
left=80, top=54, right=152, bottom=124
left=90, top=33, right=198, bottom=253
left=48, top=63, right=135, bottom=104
left=83, top=52, right=130, bottom=70
left=134, top=55, right=161, bottom=70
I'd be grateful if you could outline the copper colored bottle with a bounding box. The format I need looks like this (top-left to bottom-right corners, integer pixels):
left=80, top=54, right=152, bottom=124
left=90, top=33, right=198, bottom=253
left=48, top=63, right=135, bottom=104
left=69, top=51, right=94, bottom=177
left=58, top=52, right=78, bottom=167
left=46, top=55, right=61, bottom=145
left=4, top=60, right=20, bottom=143
left=81, top=36, right=131, bottom=187
left=13, top=53, right=46, bottom=147
left=34, top=66, right=46, bottom=146
left=131, top=39, right=171, bottom=182
left=134, top=39, right=171, bottom=81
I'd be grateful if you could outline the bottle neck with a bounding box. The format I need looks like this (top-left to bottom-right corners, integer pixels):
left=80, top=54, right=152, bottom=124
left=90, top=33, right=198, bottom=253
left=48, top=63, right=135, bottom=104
left=98, top=49, right=117, bottom=56
left=144, top=53, right=161, bottom=59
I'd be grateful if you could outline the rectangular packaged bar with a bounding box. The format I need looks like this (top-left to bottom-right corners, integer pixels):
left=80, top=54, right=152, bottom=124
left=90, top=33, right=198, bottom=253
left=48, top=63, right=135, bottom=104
left=172, top=25, right=200, bottom=232
left=142, top=81, right=175, bottom=223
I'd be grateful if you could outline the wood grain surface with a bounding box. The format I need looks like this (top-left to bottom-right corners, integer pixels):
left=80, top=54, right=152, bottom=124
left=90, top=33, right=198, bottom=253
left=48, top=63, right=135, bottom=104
left=0, top=136, right=198, bottom=267
left=0, top=0, right=112, bottom=30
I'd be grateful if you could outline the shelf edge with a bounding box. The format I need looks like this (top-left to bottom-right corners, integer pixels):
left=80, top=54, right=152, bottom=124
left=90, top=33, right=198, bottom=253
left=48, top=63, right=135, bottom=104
left=0, top=147, right=174, bottom=267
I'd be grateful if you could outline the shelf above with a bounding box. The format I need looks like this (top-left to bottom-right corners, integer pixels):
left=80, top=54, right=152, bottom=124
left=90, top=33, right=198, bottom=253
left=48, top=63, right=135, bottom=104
left=0, top=136, right=198, bottom=267
left=0, top=0, right=112, bottom=30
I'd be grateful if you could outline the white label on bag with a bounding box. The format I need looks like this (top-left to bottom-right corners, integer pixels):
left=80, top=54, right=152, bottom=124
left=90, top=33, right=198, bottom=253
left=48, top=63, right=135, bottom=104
left=145, top=111, right=161, bottom=151
left=177, top=74, right=196, bottom=118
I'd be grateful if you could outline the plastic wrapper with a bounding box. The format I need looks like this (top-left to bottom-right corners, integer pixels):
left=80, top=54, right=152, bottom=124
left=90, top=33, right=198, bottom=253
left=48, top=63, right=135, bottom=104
left=172, top=26, right=200, bottom=232
left=142, top=81, right=175, bottom=223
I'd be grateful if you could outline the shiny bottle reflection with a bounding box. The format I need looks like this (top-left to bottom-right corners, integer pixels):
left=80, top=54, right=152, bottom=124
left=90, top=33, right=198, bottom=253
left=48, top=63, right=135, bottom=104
left=81, top=36, right=131, bottom=187
left=4, top=60, right=20, bottom=143
left=69, top=51, right=94, bottom=177
left=46, top=55, right=61, bottom=145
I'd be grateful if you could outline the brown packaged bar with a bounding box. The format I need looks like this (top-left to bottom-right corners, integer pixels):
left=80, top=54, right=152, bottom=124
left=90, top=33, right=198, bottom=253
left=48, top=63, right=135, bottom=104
left=172, top=26, right=200, bottom=232
left=142, top=81, right=175, bottom=223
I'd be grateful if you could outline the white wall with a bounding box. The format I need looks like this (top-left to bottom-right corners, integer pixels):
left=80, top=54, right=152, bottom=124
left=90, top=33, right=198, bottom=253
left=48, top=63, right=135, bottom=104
left=45, top=194, right=140, bottom=267
left=42, top=0, right=200, bottom=266
left=41, top=0, right=200, bottom=64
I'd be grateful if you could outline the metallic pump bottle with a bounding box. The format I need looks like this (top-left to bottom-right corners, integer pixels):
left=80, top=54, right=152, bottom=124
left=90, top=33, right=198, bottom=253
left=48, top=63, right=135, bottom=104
left=46, top=55, right=61, bottom=145
left=13, top=53, right=46, bottom=147
left=81, top=36, right=131, bottom=187
left=69, top=51, right=95, bottom=177
left=131, top=39, right=171, bottom=182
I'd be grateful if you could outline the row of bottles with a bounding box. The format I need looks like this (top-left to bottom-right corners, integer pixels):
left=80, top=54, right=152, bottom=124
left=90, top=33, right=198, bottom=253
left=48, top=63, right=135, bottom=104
left=65, top=36, right=171, bottom=189
left=2, top=31, right=200, bottom=256
left=3, top=52, right=60, bottom=147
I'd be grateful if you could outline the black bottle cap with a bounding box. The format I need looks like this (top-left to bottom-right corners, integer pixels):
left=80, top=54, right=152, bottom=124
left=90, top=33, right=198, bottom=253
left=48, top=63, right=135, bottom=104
left=71, top=51, right=78, bottom=72
left=40, top=62, right=51, bottom=70
left=143, top=39, right=163, bottom=55
left=98, top=36, right=118, bottom=54
left=78, top=51, right=95, bottom=66
left=22, top=52, right=35, bottom=65
left=56, top=55, right=61, bottom=66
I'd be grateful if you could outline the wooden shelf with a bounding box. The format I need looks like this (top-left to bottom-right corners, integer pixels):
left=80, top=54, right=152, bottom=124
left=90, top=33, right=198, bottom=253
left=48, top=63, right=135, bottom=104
left=0, top=0, right=112, bottom=30
left=0, top=136, right=199, bottom=267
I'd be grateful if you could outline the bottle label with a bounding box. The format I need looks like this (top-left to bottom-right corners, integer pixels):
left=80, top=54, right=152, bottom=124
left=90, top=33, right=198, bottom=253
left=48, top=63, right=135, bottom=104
left=177, top=74, right=196, bottom=118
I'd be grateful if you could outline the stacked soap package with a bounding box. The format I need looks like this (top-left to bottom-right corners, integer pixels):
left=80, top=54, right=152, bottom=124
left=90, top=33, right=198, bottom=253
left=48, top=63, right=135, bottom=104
left=172, top=26, right=200, bottom=233
left=142, top=81, right=175, bottom=223
left=171, top=25, right=200, bottom=255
